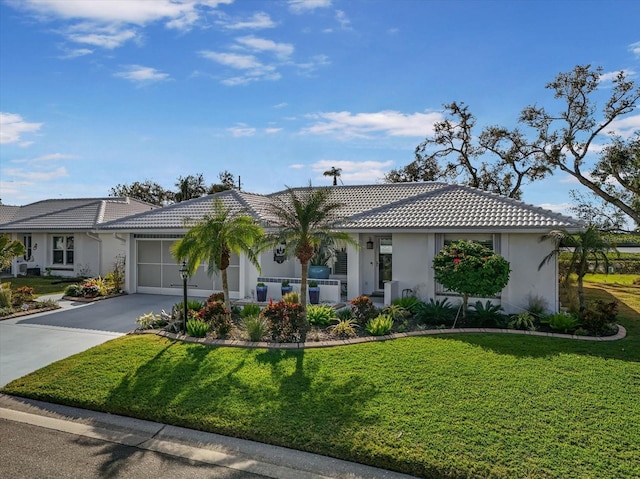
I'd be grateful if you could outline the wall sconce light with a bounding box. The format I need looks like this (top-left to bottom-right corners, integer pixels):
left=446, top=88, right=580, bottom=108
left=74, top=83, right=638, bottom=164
left=366, top=238, right=374, bottom=250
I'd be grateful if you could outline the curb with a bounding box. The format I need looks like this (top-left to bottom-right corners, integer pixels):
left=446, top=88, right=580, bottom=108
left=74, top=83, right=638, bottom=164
left=0, top=394, right=417, bottom=479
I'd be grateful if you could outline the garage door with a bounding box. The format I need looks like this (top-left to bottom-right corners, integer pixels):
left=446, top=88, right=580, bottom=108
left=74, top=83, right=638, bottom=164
left=135, top=238, right=240, bottom=297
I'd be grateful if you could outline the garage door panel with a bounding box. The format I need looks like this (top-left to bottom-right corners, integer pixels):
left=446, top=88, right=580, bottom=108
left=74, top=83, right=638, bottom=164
left=138, top=264, right=161, bottom=287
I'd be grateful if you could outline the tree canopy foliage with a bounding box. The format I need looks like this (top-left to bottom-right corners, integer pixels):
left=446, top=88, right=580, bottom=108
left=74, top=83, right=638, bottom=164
left=109, top=171, right=238, bottom=206
left=432, top=240, right=510, bottom=318
left=0, top=234, right=26, bottom=269
left=387, top=65, right=640, bottom=228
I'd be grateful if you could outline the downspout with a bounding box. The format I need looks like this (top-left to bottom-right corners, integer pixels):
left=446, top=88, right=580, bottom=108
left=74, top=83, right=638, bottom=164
left=85, top=232, right=102, bottom=276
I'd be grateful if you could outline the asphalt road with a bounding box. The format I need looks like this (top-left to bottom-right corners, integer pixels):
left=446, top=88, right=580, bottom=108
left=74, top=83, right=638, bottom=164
left=0, top=419, right=269, bottom=479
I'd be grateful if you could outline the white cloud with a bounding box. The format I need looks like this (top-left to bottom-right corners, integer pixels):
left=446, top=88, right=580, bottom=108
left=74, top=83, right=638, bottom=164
left=221, top=12, right=276, bottom=30
left=273, top=103, right=288, bottom=109
left=302, top=110, right=444, bottom=139
left=629, top=41, right=640, bottom=57
left=289, top=164, right=305, bottom=169
left=5, top=167, right=68, bottom=181
left=227, top=124, right=256, bottom=137
left=335, top=10, right=351, bottom=30
left=8, top=0, right=234, bottom=50
left=608, top=114, right=640, bottom=138
left=114, top=65, right=170, bottom=84
left=288, top=0, right=332, bottom=13
left=600, top=69, right=636, bottom=83
left=296, top=54, right=330, bottom=75
left=200, top=50, right=281, bottom=85
left=265, top=128, right=282, bottom=134
left=539, top=202, right=573, bottom=215
left=311, top=159, right=394, bottom=183
left=59, top=47, right=94, bottom=59
left=30, top=153, right=77, bottom=162
left=0, top=112, right=43, bottom=145
left=235, top=36, right=294, bottom=60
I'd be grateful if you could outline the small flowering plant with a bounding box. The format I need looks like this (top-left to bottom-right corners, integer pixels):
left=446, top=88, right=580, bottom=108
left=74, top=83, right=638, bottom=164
left=433, top=240, right=510, bottom=318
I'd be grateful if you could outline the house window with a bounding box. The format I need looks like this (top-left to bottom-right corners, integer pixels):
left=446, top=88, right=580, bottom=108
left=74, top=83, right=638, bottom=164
left=53, top=236, right=74, bottom=265
left=23, top=235, right=32, bottom=261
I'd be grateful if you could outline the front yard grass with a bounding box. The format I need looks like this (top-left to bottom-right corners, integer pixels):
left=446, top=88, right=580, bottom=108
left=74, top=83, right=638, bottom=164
left=1, top=276, right=69, bottom=296
left=3, top=281, right=639, bottom=479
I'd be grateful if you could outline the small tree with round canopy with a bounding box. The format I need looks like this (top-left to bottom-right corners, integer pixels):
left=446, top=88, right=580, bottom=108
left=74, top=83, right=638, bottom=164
left=432, top=240, right=510, bottom=320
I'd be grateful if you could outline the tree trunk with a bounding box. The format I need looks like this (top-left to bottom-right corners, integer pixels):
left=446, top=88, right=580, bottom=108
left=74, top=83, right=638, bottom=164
left=300, top=260, right=309, bottom=342
left=221, top=268, right=230, bottom=311
left=577, top=274, right=586, bottom=311
left=462, top=293, right=469, bottom=319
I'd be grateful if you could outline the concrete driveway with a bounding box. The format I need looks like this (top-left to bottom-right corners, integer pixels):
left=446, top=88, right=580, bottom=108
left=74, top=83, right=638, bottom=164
left=0, top=294, right=179, bottom=387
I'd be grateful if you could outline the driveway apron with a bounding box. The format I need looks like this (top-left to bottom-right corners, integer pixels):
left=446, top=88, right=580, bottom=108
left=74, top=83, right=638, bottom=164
left=0, top=294, right=179, bottom=387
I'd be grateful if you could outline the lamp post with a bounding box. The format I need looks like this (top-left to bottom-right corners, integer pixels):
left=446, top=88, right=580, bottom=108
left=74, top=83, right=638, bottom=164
left=179, top=261, right=188, bottom=334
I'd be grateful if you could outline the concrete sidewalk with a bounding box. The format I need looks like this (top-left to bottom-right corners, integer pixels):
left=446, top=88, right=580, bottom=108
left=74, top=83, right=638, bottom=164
left=0, top=394, right=417, bottom=479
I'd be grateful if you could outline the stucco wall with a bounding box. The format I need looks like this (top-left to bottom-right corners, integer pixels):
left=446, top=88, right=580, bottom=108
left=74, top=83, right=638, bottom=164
left=392, top=233, right=430, bottom=301
left=501, top=233, right=558, bottom=314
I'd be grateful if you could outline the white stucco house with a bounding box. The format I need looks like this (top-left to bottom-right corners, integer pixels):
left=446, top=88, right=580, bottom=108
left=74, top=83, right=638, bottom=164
left=0, top=197, right=157, bottom=278
left=91, top=183, right=582, bottom=314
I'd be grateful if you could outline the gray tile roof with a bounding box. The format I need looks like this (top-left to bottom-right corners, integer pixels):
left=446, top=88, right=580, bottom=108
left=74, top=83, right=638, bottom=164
left=100, top=183, right=581, bottom=232
left=0, top=205, right=20, bottom=225
left=339, top=184, right=580, bottom=230
left=0, top=197, right=157, bottom=232
left=100, top=190, right=275, bottom=230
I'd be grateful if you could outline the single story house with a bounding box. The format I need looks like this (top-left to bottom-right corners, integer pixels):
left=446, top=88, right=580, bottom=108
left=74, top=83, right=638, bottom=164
left=0, top=197, right=157, bottom=278
left=93, top=182, right=582, bottom=313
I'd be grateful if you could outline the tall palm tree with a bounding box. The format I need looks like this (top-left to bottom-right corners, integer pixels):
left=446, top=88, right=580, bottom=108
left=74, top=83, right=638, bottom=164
left=0, top=234, right=26, bottom=270
left=539, top=225, right=615, bottom=310
left=171, top=199, right=264, bottom=310
left=323, top=167, right=342, bottom=186
left=267, top=184, right=357, bottom=340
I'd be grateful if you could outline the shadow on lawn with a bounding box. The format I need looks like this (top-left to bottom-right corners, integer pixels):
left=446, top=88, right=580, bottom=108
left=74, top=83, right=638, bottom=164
left=441, top=285, right=639, bottom=363
left=104, top=340, right=377, bottom=457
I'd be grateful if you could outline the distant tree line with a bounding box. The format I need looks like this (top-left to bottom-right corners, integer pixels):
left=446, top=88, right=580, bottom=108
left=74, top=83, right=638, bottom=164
left=109, top=171, right=238, bottom=206
left=385, top=65, right=640, bottom=232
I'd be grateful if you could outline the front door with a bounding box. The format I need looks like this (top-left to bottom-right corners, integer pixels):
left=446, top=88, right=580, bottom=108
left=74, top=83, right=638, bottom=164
left=377, top=237, right=392, bottom=290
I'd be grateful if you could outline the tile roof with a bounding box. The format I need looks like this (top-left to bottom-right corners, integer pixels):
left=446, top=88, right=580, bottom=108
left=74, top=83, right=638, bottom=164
left=339, top=184, right=581, bottom=230
left=100, top=183, right=581, bottom=232
left=100, top=190, right=274, bottom=230
left=0, top=197, right=157, bottom=231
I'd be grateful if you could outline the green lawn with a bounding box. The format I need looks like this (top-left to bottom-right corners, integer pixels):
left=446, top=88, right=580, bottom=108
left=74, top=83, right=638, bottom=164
left=1, top=276, right=71, bottom=296
left=3, top=282, right=640, bottom=479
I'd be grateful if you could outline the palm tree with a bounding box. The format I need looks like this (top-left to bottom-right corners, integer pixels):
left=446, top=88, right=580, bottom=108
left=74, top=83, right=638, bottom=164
left=539, top=225, right=616, bottom=310
left=323, top=167, right=342, bottom=186
left=0, top=234, right=26, bottom=270
left=267, top=184, right=357, bottom=340
left=171, top=199, right=264, bottom=310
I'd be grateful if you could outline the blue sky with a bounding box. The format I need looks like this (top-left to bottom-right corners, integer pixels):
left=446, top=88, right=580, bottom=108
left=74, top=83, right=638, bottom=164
left=1, top=0, right=639, bottom=218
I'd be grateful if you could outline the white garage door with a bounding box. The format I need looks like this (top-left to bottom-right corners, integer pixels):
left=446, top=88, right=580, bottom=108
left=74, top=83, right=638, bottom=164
left=135, top=238, right=240, bottom=297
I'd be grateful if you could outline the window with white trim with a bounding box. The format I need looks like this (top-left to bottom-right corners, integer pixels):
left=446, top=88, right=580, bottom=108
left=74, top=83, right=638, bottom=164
left=53, top=235, right=74, bottom=265
left=22, top=234, right=32, bottom=261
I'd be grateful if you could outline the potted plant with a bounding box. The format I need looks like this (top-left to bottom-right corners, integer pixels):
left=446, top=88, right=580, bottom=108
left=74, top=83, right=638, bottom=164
left=309, top=239, right=337, bottom=279
left=308, top=280, right=320, bottom=304
left=256, top=282, right=268, bottom=302
left=281, top=280, right=293, bottom=296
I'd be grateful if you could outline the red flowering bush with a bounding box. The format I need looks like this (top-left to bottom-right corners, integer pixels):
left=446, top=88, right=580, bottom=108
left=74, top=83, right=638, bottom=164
left=433, top=240, right=510, bottom=318
left=261, top=299, right=305, bottom=342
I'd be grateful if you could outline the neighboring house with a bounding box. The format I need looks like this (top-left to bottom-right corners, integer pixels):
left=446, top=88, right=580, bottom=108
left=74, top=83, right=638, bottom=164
left=0, top=197, right=157, bottom=278
left=100, top=183, right=582, bottom=313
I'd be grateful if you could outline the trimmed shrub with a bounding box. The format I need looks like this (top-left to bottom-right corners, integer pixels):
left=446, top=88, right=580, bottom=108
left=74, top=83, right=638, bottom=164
left=261, top=300, right=305, bottom=342
left=207, top=292, right=225, bottom=303
left=350, top=295, right=378, bottom=325
left=12, top=286, right=35, bottom=306
left=580, top=300, right=618, bottom=335
left=64, top=284, right=82, bottom=297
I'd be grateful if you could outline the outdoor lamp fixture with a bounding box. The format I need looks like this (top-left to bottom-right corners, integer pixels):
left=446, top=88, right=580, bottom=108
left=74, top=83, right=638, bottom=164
left=179, top=261, right=189, bottom=333
left=366, top=238, right=374, bottom=250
